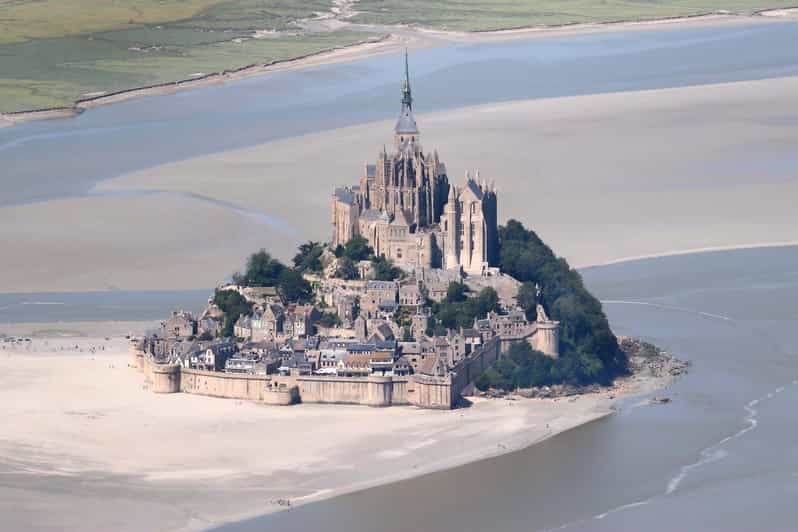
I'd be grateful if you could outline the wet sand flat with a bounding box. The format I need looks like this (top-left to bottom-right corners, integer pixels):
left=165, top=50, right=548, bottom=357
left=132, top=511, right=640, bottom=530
left=3, top=76, right=797, bottom=293
left=104, top=76, right=798, bottom=263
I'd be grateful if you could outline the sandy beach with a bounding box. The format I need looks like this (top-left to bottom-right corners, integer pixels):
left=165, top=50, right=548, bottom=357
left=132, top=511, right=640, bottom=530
left=3, top=75, right=790, bottom=293
left=0, top=322, right=670, bottom=531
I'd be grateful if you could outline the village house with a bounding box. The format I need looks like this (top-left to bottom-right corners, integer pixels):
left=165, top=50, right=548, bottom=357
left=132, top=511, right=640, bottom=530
left=160, top=311, right=196, bottom=339
left=399, top=283, right=423, bottom=307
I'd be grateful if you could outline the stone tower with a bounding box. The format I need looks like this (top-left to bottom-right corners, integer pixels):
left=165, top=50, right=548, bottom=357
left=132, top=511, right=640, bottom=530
left=441, top=174, right=499, bottom=275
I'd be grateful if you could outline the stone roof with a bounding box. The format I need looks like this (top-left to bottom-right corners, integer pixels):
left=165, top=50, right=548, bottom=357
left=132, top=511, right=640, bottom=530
left=395, top=106, right=418, bottom=135
left=360, top=209, right=390, bottom=223
left=342, top=353, right=372, bottom=369
left=462, top=328, right=481, bottom=338
left=418, top=352, right=448, bottom=377
left=334, top=187, right=356, bottom=205
left=373, top=322, right=395, bottom=341
left=367, top=280, right=398, bottom=291
left=392, top=209, right=412, bottom=227
left=463, top=178, right=484, bottom=201
left=399, top=341, right=421, bottom=355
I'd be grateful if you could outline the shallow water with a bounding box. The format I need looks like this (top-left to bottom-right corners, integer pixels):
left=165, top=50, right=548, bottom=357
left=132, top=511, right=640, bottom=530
left=214, top=246, right=798, bottom=532
left=0, top=289, right=208, bottom=324
left=3, top=21, right=798, bottom=207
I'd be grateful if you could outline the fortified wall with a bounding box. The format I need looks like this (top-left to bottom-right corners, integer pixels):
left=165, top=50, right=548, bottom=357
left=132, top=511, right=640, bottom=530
left=130, top=337, right=501, bottom=410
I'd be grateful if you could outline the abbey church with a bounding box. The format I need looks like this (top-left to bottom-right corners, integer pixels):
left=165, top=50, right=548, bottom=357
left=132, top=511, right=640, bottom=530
left=332, top=53, right=499, bottom=275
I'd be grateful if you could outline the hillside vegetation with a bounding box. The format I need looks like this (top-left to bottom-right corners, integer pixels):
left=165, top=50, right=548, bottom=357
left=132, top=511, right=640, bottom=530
left=477, top=220, right=628, bottom=390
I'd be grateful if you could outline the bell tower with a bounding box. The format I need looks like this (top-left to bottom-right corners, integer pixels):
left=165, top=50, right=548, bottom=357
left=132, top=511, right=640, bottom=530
left=394, top=50, right=419, bottom=148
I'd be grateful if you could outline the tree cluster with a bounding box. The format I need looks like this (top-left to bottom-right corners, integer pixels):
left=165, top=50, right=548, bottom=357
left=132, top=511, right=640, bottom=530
left=316, top=311, right=342, bottom=329
left=233, top=249, right=313, bottom=304
left=475, top=341, right=555, bottom=391
left=213, top=289, right=252, bottom=337
left=482, top=219, right=628, bottom=388
left=430, top=282, right=501, bottom=332
left=333, top=235, right=403, bottom=282
left=292, top=241, right=324, bottom=274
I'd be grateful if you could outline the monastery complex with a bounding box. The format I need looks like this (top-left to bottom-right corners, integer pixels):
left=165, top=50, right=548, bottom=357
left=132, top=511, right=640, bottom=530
left=332, top=53, right=499, bottom=275
left=133, top=54, right=560, bottom=410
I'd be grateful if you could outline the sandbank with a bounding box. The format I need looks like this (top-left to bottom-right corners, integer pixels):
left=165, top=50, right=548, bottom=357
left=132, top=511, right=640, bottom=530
left=91, top=76, right=798, bottom=281
left=0, top=325, right=669, bottom=531
left=3, top=77, right=796, bottom=293
left=0, top=193, right=295, bottom=293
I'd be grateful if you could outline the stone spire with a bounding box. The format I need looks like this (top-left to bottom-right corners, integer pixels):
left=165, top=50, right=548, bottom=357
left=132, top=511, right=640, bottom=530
left=394, top=49, right=419, bottom=143
left=402, top=49, right=413, bottom=111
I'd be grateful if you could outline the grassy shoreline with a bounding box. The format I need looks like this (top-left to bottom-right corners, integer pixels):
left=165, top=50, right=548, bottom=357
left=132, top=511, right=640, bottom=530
left=2, top=1, right=796, bottom=119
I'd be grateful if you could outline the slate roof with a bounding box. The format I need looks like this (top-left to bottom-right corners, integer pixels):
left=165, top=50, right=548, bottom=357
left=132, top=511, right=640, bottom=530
left=395, top=107, right=419, bottom=135
left=334, top=187, right=356, bottom=205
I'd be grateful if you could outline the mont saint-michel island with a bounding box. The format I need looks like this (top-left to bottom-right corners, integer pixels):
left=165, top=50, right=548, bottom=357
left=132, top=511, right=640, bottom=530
left=5, top=9, right=798, bottom=532
left=133, top=57, right=684, bottom=411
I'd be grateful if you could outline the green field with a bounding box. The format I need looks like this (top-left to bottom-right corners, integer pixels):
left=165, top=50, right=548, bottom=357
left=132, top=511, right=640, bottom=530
left=1, top=1, right=795, bottom=113
left=0, top=1, right=370, bottom=112
left=352, top=1, right=796, bottom=30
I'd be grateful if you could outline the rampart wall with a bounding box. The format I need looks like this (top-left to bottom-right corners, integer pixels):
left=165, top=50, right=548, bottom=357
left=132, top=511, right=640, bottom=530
left=131, top=337, right=503, bottom=410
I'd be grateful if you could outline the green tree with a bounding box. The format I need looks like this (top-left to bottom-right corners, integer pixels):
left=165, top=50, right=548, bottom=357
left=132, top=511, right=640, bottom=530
left=371, top=255, right=403, bottom=281
left=334, top=257, right=359, bottom=280
left=213, top=289, right=252, bottom=337
left=316, top=311, right=342, bottom=328
left=237, top=249, right=285, bottom=287
left=292, top=241, right=324, bottom=273
left=516, top=282, right=538, bottom=320
left=445, top=281, right=468, bottom=303
left=494, top=219, right=627, bottom=386
left=432, top=286, right=500, bottom=330
left=342, top=235, right=373, bottom=262
left=277, top=269, right=313, bottom=303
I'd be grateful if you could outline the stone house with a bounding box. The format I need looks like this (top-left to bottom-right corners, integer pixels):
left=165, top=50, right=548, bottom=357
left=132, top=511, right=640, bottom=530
left=197, top=339, right=237, bottom=371
left=160, top=311, right=196, bottom=339
left=334, top=294, right=357, bottom=326
left=247, top=304, right=284, bottom=341
left=410, top=308, right=432, bottom=340
left=461, top=327, right=482, bottom=355
left=233, top=315, right=253, bottom=339
left=399, top=283, right=423, bottom=307
left=278, top=352, right=312, bottom=376
left=284, top=304, right=319, bottom=338
left=197, top=318, right=221, bottom=338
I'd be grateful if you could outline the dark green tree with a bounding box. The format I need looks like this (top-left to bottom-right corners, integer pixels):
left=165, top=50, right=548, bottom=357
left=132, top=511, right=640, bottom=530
left=445, top=281, right=468, bottom=303
left=277, top=269, right=313, bottom=303
left=292, top=241, right=324, bottom=273
left=213, top=289, right=252, bottom=337
left=491, top=219, right=627, bottom=386
left=342, top=235, right=373, bottom=262
left=371, top=255, right=403, bottom=281
left=516, top=281, right=538, bottom=320
left=237, top=249, right=285, bottom=287
left=334, top=257, right=359, bottom=280
left=316, top=311, right=342, bottom=328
